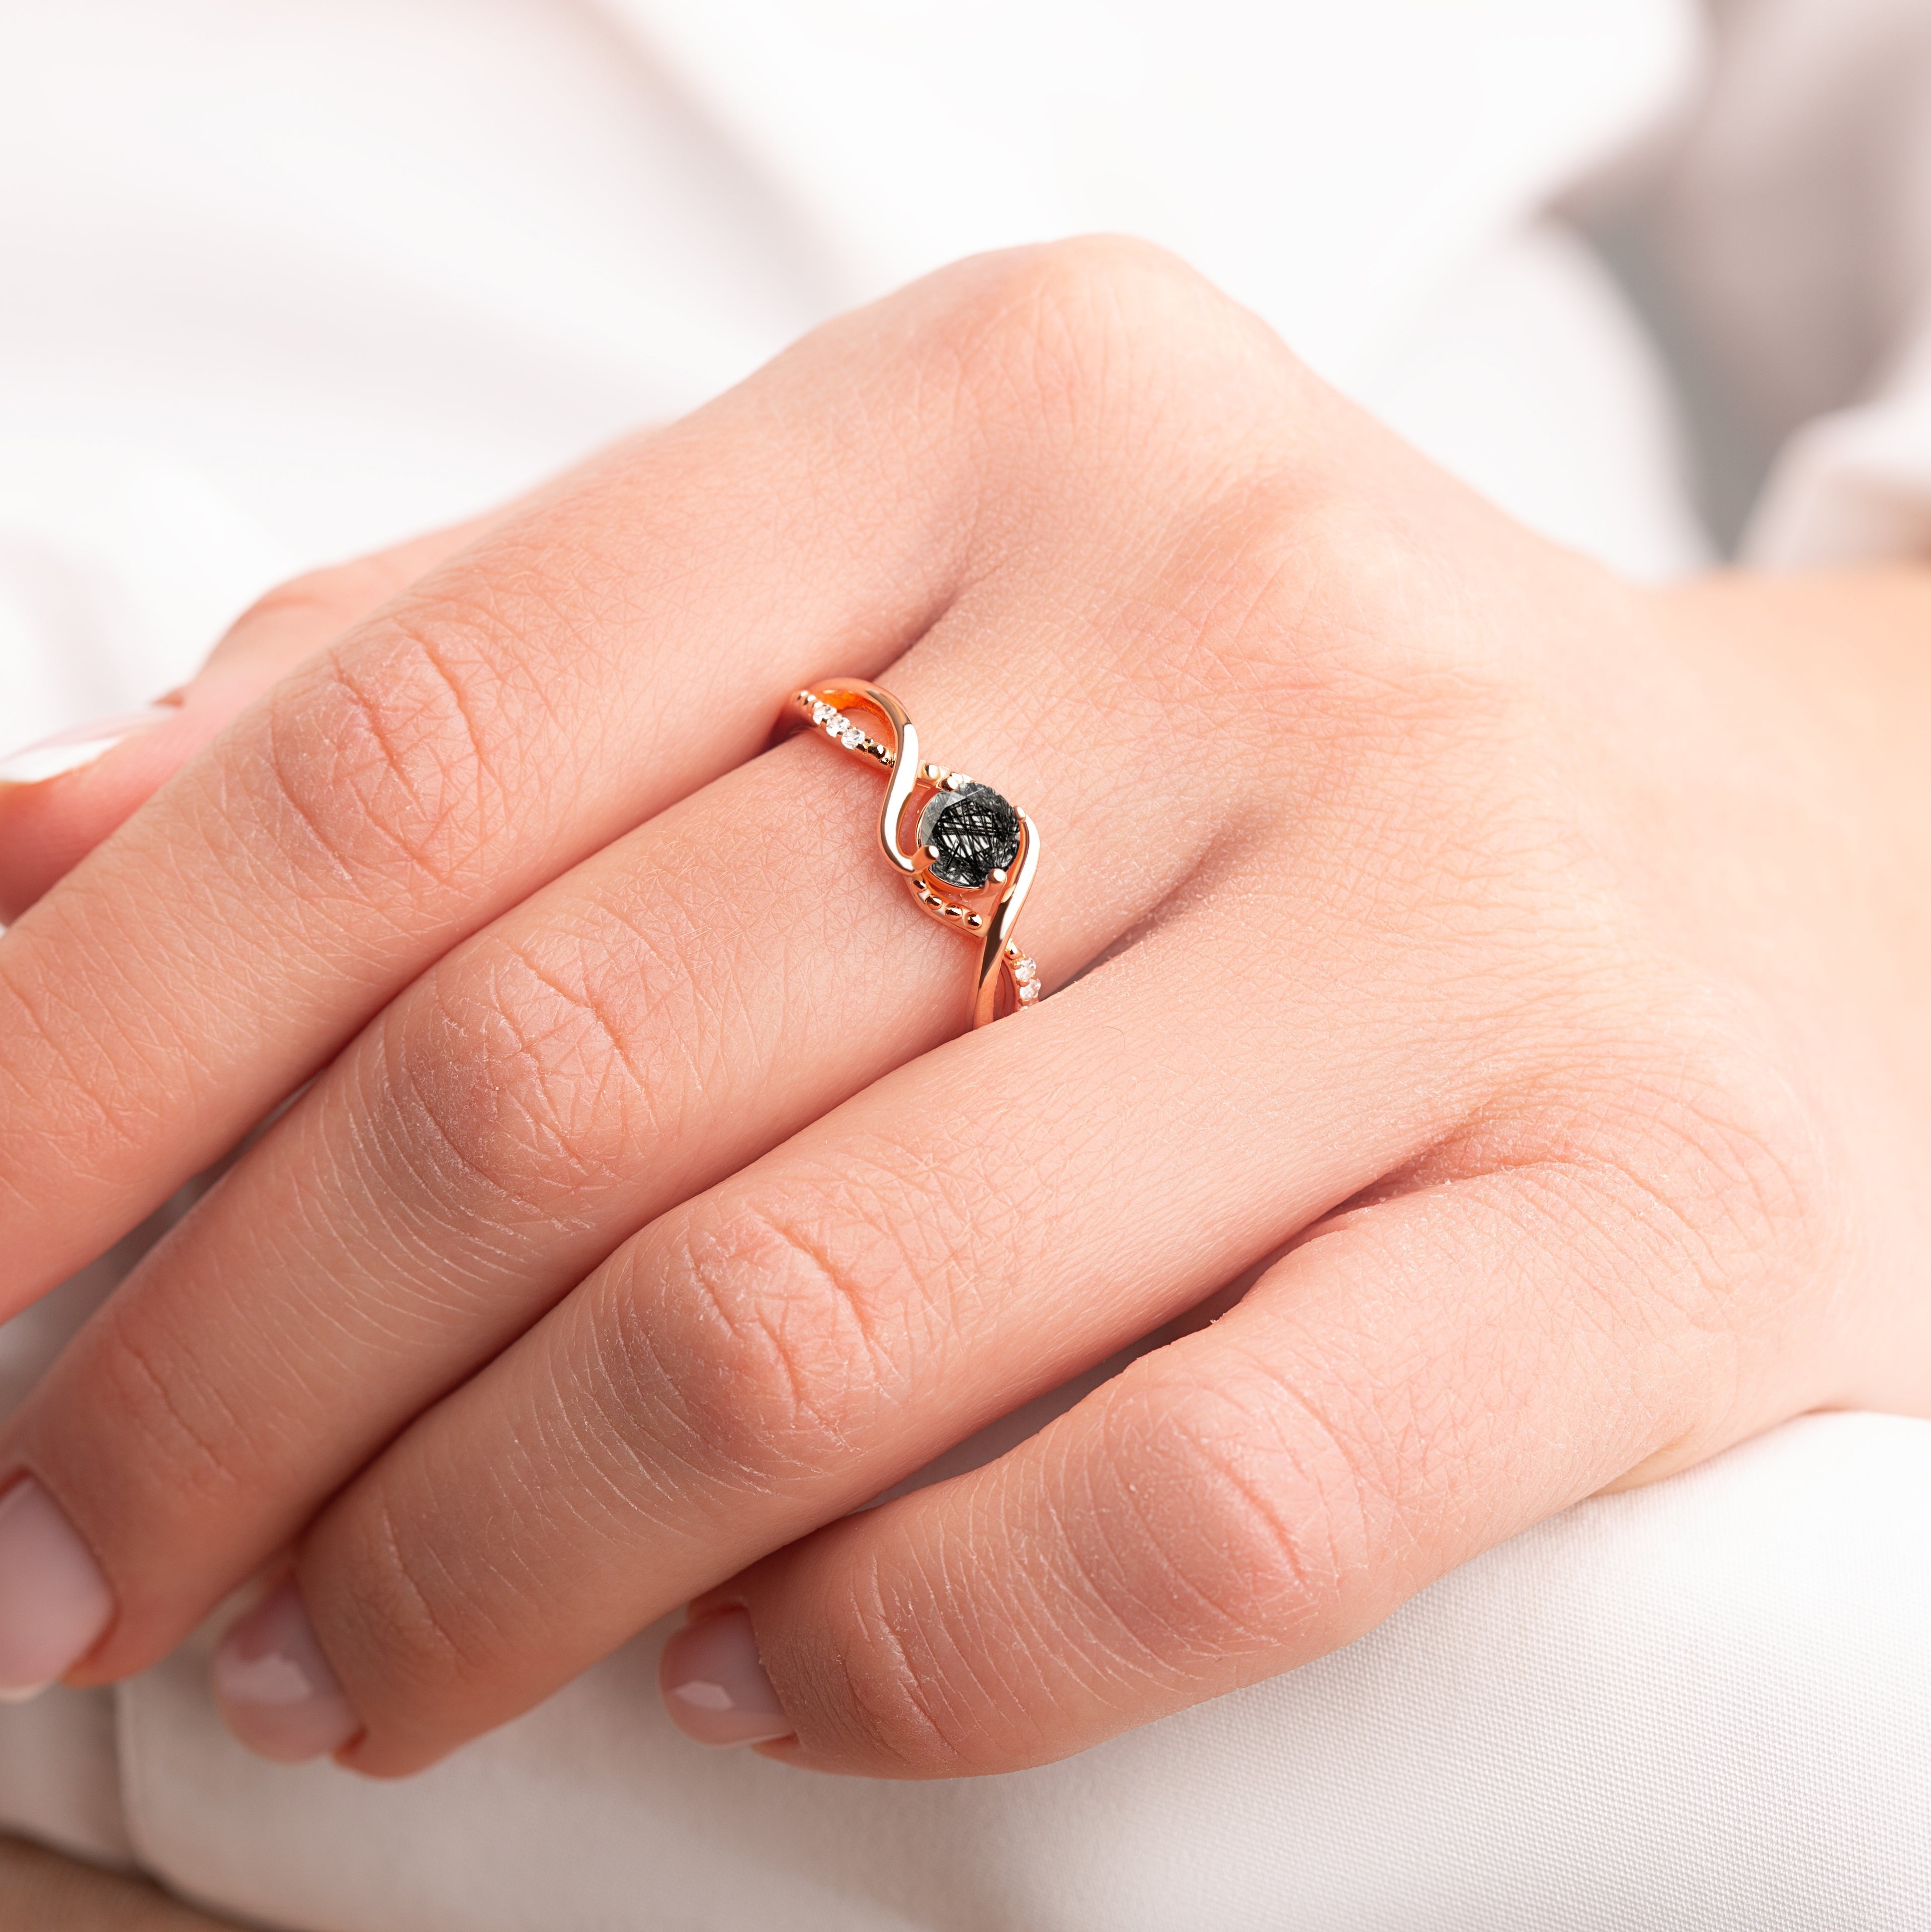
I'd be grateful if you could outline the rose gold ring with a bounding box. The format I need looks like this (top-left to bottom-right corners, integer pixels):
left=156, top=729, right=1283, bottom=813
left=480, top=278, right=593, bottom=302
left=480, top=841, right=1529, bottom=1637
left=788, top=682, right=1041, bottom=1027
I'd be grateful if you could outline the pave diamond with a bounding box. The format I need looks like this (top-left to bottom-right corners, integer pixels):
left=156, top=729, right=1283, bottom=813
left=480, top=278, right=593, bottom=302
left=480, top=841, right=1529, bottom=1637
left=839, top=723, right=866, bottom=750
left=1018, top=979, right=1041, bottom=1004
left=1013, top=956, right=1037, bottom=985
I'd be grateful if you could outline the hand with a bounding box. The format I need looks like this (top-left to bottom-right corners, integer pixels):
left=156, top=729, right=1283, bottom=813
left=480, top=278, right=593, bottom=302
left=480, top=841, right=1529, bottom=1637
left=0, top=240, right=1926, bottom=1780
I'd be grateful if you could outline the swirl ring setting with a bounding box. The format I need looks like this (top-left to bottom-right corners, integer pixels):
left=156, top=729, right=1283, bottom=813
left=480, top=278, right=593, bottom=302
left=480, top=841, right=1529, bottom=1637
left=789, top=682, right=1041, bottom=1027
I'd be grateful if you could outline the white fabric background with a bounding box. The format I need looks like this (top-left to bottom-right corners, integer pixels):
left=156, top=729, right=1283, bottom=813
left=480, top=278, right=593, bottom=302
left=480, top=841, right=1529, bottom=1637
left=101, top=1414, right=1931, bottom=1932
left=1, top=1, right=1928, bottom=1925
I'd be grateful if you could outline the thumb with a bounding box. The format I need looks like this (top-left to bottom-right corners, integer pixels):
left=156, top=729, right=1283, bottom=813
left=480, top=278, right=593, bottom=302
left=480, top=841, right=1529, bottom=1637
left=0, top=521, right=484, bottom=924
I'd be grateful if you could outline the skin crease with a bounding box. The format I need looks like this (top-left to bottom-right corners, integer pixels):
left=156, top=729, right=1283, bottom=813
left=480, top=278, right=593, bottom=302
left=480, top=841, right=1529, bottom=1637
left=0, top=523, right=493, bottom=926
left=0, top=240, right=1925, bottom=1781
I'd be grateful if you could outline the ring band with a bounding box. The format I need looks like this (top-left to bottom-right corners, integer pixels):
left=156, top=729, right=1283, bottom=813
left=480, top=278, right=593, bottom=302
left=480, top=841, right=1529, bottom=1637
left=789, top=682, right=1041, bottom=1027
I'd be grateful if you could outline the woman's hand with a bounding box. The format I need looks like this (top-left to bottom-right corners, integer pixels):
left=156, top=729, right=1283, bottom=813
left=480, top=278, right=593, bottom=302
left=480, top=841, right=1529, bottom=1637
left=0, top=239, right=1926, bottom=1780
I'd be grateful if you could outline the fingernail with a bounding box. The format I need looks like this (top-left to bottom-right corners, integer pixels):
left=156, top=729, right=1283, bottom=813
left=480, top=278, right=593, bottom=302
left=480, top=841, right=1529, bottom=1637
left=212, top=1577, right=361, bottom=1763
left=0, top=707, right=175, bottom=785
left=0, top=1478, right=115, bottom=1700
left=659, top=1608, right=794, bottom=1747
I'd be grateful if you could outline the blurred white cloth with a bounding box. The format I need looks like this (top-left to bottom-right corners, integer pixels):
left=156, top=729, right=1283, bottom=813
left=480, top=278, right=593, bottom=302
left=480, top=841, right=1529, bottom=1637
left=2, top=0, right=1929, bottom=1925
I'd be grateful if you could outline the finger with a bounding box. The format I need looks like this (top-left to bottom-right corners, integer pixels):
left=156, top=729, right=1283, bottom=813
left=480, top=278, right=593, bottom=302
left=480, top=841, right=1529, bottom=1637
left=0, top=241, right=1233, bottom=1310
left=220, top=860, right=1555, bottom=1776
left=0, top=523, right=483, bottom=922
left=176, top=369, right=1597, bottom=1769
left=0, top=243, right=1379, bottom=1696
left=10, top=733, right=964, bottom=1685
left=676, top=1139, right=1811, bottom=1778
left=3, top=339, right=1338, bottom=1697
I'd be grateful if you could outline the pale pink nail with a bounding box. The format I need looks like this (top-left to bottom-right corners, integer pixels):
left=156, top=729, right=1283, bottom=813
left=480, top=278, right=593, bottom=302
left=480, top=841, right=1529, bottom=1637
left=212, top=1577, right=361, bottom=1763
left=0, top=1478, right=115, bottom=1700
left=0, top=707, right=175, bottom=785
left=659, top=1609, right=794, bottom=1747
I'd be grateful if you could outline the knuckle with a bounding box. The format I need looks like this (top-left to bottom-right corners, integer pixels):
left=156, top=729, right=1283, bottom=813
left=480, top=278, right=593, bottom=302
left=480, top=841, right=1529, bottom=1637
left=372, top=922, right=675, bottom=1224
left=1107, top=483, right=1384, bottom=724
left=823, top=1558, right=989, bottom=1777
left=1572, top=1042, right=1825, bottom=1334
left=804, top=1353, right=1395, bottom=1779
left=987, top=233, right=1207, bottom=336
left=940, top=236, right=1283, bottom=451
left=1658, top=1066, right=1820, bottom=1283
left=1481, top=1018, right=1831, bottom=1468
left=254, top=614, right=514, bottom=903
left=1080, top=1361, right=1383, bottom=1666
left=311, top=1482, right=498, bottom=1715
left=1237, top=487, right=1496, bottom=705
left=618, top=1187, right=925, bottom=1493
left=49, top=1295, right=263, bottom=1540
left=933, top=248, right=1471, bottom=719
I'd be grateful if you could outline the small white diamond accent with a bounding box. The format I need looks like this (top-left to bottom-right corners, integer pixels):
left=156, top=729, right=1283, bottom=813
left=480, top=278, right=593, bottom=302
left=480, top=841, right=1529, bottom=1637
left=1013, top=957, right=1037, bottom=985
left=1018, top=980, right=1041, bottom=1004
left=840, top=724, right=865, bottom=751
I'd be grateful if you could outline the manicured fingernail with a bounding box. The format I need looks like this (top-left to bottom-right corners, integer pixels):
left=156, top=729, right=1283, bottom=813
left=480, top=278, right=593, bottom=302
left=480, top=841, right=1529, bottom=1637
left=212, top=1577, right=360, bottom=1763
left=659, top=1608, right=794, bottom=1747
left=0, top=707, right=175, bottom=785
left=0, top=1478, right=115, bottom=1700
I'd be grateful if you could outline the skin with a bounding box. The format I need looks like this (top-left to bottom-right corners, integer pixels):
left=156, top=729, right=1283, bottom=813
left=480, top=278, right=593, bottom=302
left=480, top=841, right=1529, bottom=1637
left=0, top=239, right=1926, bottom=1781
left=0, top=1835, right=247, bottom=1930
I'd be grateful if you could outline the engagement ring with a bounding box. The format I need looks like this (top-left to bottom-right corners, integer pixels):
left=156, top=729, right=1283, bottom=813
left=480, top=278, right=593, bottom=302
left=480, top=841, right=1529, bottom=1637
left=788, top=682, right=1041, bottom=1027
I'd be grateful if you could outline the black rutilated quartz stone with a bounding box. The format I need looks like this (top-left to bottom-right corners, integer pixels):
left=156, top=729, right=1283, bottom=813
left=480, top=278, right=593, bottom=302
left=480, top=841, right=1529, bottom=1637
left=918, top=783, right=1020, bottom=890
